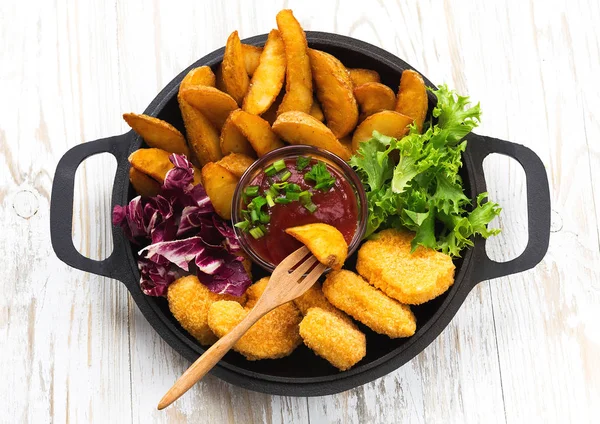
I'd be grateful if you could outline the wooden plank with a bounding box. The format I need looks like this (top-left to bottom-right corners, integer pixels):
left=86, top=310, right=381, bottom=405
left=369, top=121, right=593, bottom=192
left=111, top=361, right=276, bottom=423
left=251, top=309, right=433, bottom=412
left=0, top=0, right=132, bottom=422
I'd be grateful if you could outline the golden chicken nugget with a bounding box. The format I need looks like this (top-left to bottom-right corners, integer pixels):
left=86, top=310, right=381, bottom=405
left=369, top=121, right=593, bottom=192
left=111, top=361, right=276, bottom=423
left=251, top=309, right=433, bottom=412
left=167, top=275, right=246, bottom=345
left=323, top=270, right=416, bottom=338
left=299, top=307, right=366, bottom=371
left=294, top=283, right=352, bottom=323
left=356, top=229, right=455, bottom=305
left=208, top=298, right=302, bottom=360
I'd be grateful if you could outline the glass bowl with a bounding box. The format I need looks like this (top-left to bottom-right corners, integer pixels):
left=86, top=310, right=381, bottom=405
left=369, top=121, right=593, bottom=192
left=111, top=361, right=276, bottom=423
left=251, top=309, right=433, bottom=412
left=231, top=145, right=367, bottom=272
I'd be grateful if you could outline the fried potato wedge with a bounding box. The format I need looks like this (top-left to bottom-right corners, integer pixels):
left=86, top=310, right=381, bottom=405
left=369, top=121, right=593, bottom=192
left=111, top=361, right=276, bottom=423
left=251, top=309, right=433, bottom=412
left=299, top=307, right=366, bottom=371
left=356, top=229, right=455, bottom=304
left=220, top=112, right=256, bottom=157
left=181, top=86, right=238, bottom=129
left=351, top=110, right=413, bottom=153
left=308, top=49, right=358, bottom=138
left=272, top=111, right=351, bottom=160
left=201, top=162, right=238, bottom=219
left=353, top=82, right=396, bottom=121
left=395, top=70, right=428, bottom=132
left=167, top=275, right=246, bottom=345
left=276, top=9, right=313, bottom=114
left=180, top=66, right=216, bottom=89
left=323, top=270, right=417, bottom=338
left=214, top=64, right=226, bottom=92
left=261, top=90, right=284, bottom=125
left=241, top=44, right=263, bottom=76
left=348, top=68, right=381, bottom=87
left=309, top=98, right=325, bottom=122
left=222, top=31, right=250, bottom=105
left=242, top=29, right=286, bottom=115
left=285, top=223, right=348, bottom=270
left=129, top=148, right=202, bottom=185
left=129, top=167, right=161, bottom=197
left=230, top=109, right=284, bottom=156
left=216, top=153, right=255, bottom=178
left=122, top=113, right=190, bottom=156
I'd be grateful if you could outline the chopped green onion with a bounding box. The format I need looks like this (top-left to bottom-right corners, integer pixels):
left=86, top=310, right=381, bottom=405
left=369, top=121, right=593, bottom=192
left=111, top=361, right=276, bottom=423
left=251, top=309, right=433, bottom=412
left=244, top=185, right=259, bottom=197
left=251, top=196, right=267, bottom=211
left=296, top=156, right=311, bottom=170
left=249, top=227, right=265, bottom=239
left=274, top=197, right=292, bottom=204
left=234, top=220, right=250, bottom=231
left=241, top=210, right=251, bottom=220
left=304, top=202, right=318, bottom=213
left=286, top=192, right=300, bottom=201
left=314, top=180, right=335, bottom=191
left=267, top=185, right=279, bottom=198
left=273, top=182, right=288, bottom=190
left=286, top=183, right=301, bottom=192
left=264, top=165, right=277, bottom=176
left=280, top=170, right=292, bottom=181
left=265, top=193, right=275, bottom=207
left=273, top=159, right=286, bottom=172
left=259, top=211, right=270, bottom=224
left=242, top=193, right=249, bottom=205
left=299, top=190, right=312, bottom=205
left=258, top=224, right=267, bottom=233
left=304, top=161, right=335, bottom=191
left=250, top=209, right=259, bottom=223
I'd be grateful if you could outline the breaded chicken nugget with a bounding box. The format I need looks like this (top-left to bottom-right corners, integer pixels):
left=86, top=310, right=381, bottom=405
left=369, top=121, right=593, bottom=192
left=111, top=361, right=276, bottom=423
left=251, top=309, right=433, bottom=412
left=356, top=229, right=455, bottom=305
left=323, top=270, right=416, bottom=338
left=299, top=307, right=366, bottom=371
left=293, top=283, right=352, bottom=323
left=244, top=276, right=270, bottom=309
left=167, top=275, right=246, bottom=345
left=208, top=299, right=302, bottom=360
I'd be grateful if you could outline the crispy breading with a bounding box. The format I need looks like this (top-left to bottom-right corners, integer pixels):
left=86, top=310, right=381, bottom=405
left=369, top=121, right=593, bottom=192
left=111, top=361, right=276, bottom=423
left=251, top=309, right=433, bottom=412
left=293, top=283, right=351, bottom=323
left=167, top=275, right=246, bottom=345
left=356, top=229, right=455, bottom=305
left=299, top=307, right=366, bottom=371
left=208, top=299, right=302, bottom=360
left=323, top=270, right=416, bottom=338
left=207, top=277, right=302, bottom=360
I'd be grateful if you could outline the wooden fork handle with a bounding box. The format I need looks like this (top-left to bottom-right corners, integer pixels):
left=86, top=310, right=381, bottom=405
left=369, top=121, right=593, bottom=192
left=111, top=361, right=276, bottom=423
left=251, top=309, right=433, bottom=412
left=157, top=306, right=268, bottom=410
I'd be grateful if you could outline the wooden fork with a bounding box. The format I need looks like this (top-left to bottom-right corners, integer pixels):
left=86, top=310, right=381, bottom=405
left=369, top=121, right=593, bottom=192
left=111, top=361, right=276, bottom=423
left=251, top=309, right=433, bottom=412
left=158, top=246, right=326, bottom=410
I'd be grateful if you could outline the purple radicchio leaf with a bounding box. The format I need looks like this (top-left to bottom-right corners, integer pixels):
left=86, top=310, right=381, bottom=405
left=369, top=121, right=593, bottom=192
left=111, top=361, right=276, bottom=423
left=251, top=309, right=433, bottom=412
left=138, top=257, right=183, bottom=296
left=213, top=215, right=241, bottom=253
left=163, top=154, right=194, bottom=191
left=197, top=253, right=251, bottom=296
left=139, top=236, right=206, bottom=272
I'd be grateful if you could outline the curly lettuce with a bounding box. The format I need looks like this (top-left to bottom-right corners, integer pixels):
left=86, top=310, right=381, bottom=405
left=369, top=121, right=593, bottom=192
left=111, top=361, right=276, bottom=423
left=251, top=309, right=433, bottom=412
left=350, top=85, right=501, bottom=257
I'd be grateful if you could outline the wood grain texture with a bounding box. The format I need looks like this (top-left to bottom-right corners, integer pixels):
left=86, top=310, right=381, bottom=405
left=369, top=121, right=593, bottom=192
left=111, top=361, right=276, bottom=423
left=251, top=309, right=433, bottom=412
left=1, top=0, right=598, bottom=423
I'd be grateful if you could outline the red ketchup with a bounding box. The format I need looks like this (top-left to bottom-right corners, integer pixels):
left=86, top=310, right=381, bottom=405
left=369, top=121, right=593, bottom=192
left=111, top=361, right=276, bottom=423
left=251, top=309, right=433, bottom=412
left=245, top=158, right=358, bottom=265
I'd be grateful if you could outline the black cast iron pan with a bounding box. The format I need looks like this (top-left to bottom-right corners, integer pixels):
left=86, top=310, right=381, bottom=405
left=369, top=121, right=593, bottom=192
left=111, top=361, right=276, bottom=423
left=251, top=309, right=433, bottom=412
left=50, top=32, right=551, bottom=396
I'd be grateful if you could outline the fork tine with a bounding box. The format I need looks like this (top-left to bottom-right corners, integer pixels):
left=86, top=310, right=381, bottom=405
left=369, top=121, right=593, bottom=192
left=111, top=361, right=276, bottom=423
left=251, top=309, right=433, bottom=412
left=298, top=263, right=327, bottom=289
left=288, top=255, right=318, bottom=281
left=272, top=246, right=310, bottom=278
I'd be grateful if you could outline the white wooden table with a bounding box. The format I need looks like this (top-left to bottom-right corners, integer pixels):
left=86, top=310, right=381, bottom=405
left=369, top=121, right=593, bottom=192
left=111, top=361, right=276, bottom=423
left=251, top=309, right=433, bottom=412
left=2, top=0, right=598, bottom=422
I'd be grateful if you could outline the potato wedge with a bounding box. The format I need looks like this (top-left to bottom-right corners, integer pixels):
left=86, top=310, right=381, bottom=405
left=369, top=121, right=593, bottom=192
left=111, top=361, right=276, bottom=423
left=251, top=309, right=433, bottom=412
left=395, top=70, right=428, bottom=132
left=222, top=31, right=250, bottom=105
left=178, top=96, right=222, bottom=166
left=230, top=109, right=284, bottom=156
left=129, top=167, right=161, bottom=197
left=308, top=49, right=358, bottom=138
left=242, top=29, right=286, bottom=115
left=309, top=98, right=325, bottom=122
left=181, top=86, right=238, bottom=129
left=348, top=68, right=380, bottom=87
left=220, top=112, right=256, bottom=157
left=354, top=82, right=396, bottom=121
left=241, top=44, right=263, bottom=76
left=217, top=153, right=255, bottom=178
left=276, top=9, right=313, bottom=114
left=122, top=113, right=190, bottom=156
left=285, top=223, right=348, bottom=270
left=261, top=90, right=284, bottom=125
left=214, top=64, right=226, bottom=92
left=129, top=148, right=202, bottom=186
left=180, top=66, right=216, bottom=89
left=272, top=111, right=351, bottom=160
left=351, top=110, right=413, bottom=153
left=201, top=162, right=239, bottom=219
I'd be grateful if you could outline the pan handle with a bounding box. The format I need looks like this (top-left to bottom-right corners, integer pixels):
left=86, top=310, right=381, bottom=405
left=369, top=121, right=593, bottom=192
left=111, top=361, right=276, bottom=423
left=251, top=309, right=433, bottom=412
left=467, top=134, right=551, bottom=283
left=50, top=134, right=132, bottom=281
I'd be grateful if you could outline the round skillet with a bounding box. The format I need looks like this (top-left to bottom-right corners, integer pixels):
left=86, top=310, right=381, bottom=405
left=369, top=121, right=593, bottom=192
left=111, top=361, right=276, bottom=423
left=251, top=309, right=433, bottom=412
left=50, top=32, right=551, bottom=396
